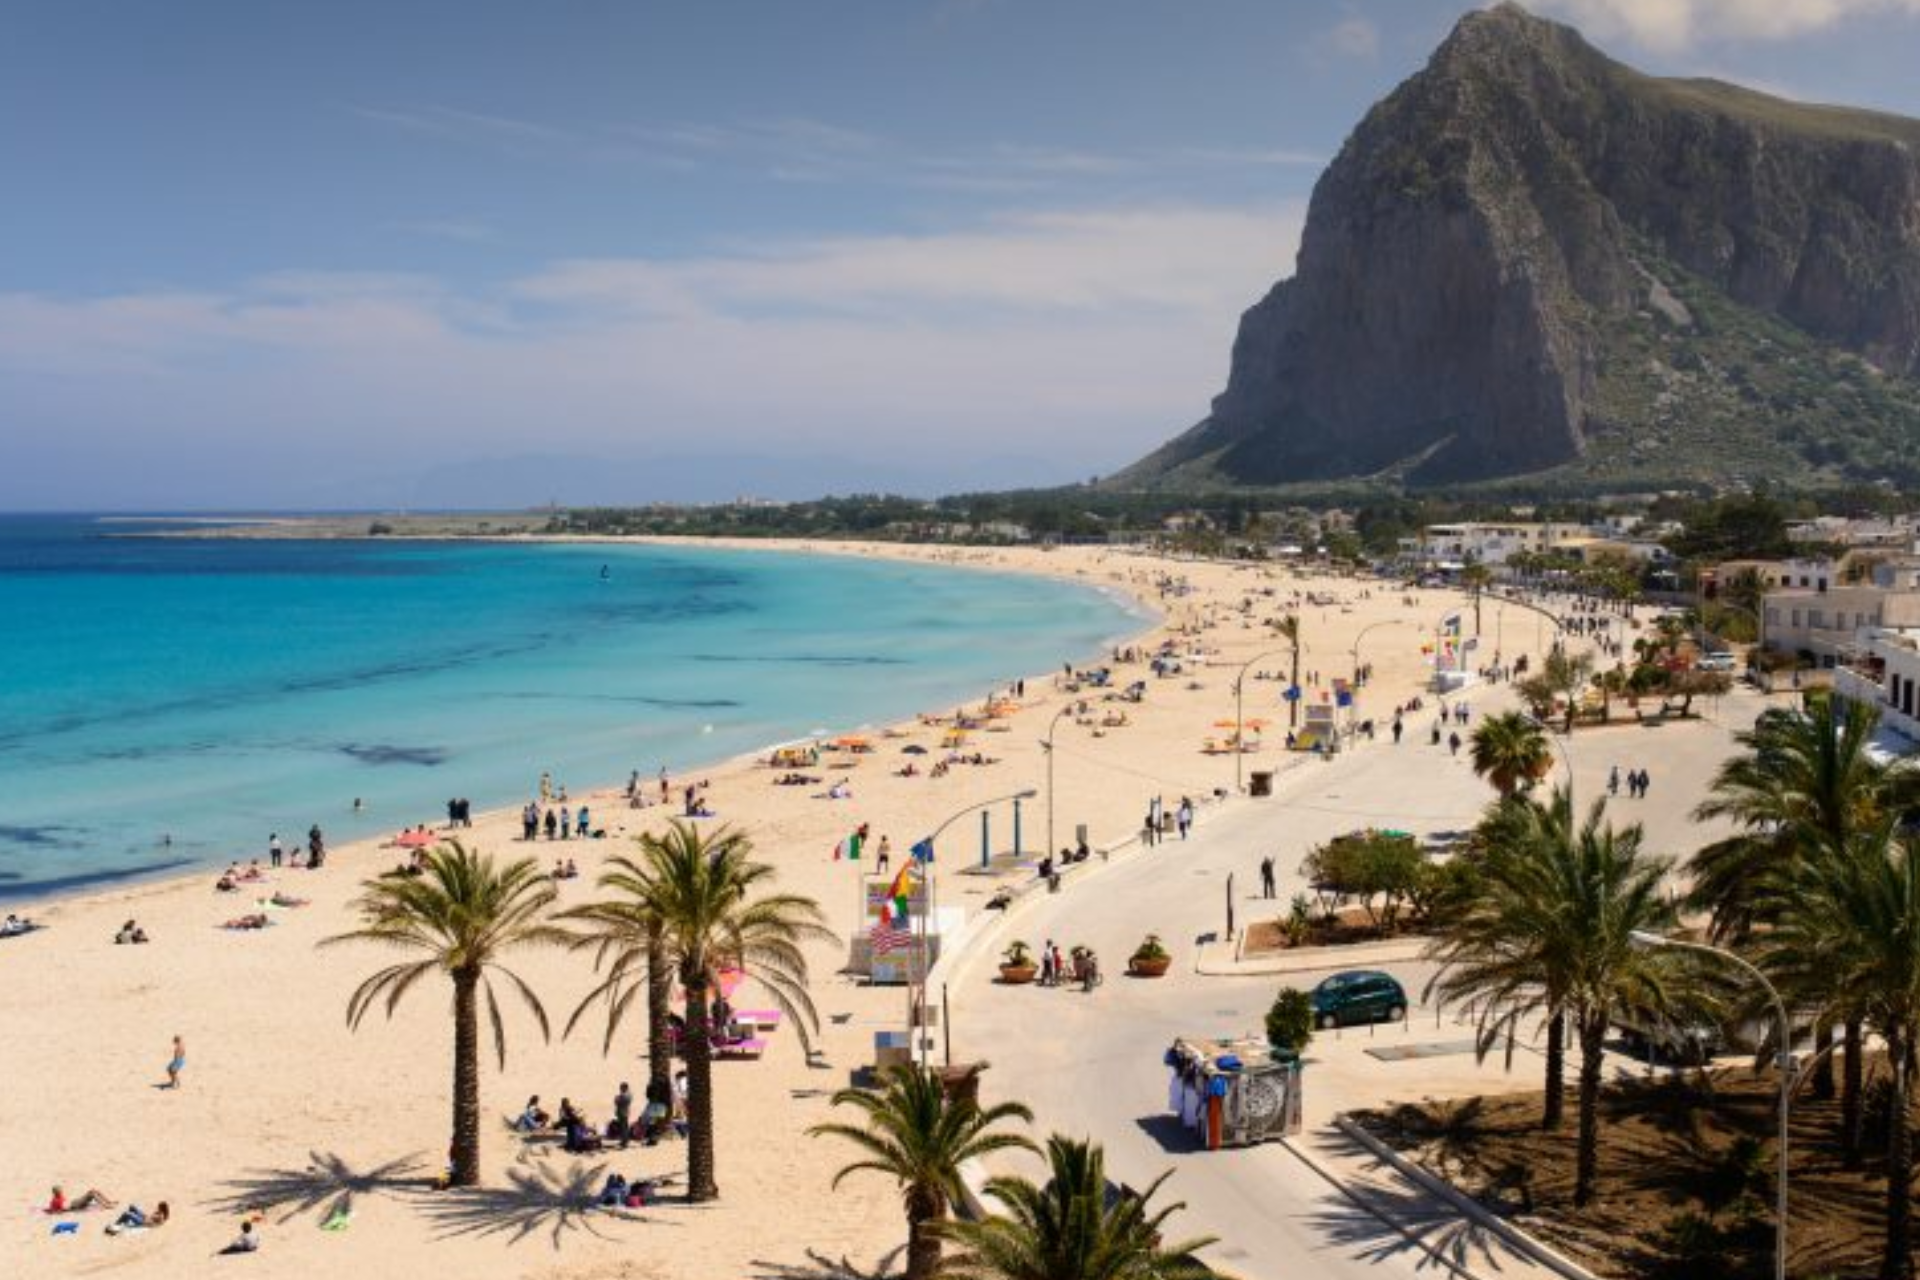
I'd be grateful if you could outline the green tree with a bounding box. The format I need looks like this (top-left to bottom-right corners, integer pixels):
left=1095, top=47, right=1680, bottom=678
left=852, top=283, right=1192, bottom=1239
left=557, top=851, right=676, bottom=1123
left=1427, top=789, right=1579, bottom=1132
left=1266, top=988, right=1315, bottom=1059
left=1693, top=694, right=1918, bottom=1159
left=1468, top=711, right=1553, bottom=797
left=939, top=1135, right=1215, bottom=1280
left=1756, top=827, right=1920, bottom=1280
left=621, top=820, right=834, bottom=1201
left=809, top=1065, right=1036, bottom=1280
left=323, top=842, right=565, bottom=1187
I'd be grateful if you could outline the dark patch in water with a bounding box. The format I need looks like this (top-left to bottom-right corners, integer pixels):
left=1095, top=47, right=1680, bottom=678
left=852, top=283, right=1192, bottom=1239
left=0, top=824, right=83, bottom=849
left=489, top=692, right=741, bottom=709
left=339, top=744, right=448, bottom=767
left=0, top=857, right=198, bottom=903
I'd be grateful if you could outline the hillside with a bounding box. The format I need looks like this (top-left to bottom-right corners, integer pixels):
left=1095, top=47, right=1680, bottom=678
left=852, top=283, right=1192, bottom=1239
left=1117, top=3, right=1920, bottom=492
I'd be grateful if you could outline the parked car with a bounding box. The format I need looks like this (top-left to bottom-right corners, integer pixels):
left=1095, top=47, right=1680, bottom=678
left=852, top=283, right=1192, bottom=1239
left=1612, top=1007, right=1723, bottom=1065
left=1695, top=652, right=1737, bottom=673
left=1309, top=970, right=1407, bottom=1029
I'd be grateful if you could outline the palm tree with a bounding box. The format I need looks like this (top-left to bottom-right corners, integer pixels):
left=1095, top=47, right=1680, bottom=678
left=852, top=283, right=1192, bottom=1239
left=1427, top=787, right=1577, bottom=1130
left=939, top=1135, right=1215, bottom=1280
left=557, top=851, right=675, bottom=1119
left=1550, top=808, right=1681, bottom=1205
left=1693, top=694, right=1919, bottom=1159
left=1459, top=562, right=1493, bottom=636
left=1429, top=790, right=1683, bottom=1204
left=322, top=842, right=565, bottom=1187
left=1756, top=826, right=1920, bottom=1280
left=809, top=1065, right=1036, bottom=1280
left=1468, top=711, right=1552, bottom=797
left=624, top=820, right=834, bottom=1201
left=1276, top=613, right=1303, bottom=729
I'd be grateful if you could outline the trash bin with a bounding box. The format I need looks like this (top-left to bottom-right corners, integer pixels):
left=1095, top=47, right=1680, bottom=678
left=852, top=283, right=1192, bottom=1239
left=1249, top=771, right=1274, bottom=797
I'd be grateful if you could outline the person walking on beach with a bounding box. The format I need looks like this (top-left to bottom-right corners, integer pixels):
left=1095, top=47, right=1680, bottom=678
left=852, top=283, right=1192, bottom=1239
left=164, top=1035, right=185, bottom=1090
left=558, top=806, right=571, bottom=840
left=576, top=806, right=590, bottom=838
left=875, top=836, right=892, bottom=873
left=268, top=833, right=282, bottom=869
left=1260, top=856, right=1276, bottom=899
left=614, top=1082, right=634, bottom=1149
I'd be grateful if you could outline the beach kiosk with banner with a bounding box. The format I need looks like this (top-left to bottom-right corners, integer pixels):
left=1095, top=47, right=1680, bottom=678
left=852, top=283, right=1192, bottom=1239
left=1163, top=1035, right=1303, bottom=1149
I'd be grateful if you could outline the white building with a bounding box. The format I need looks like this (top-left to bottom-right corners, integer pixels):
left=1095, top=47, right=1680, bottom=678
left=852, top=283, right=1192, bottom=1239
left=1833, top=630, right=1920, bottom=755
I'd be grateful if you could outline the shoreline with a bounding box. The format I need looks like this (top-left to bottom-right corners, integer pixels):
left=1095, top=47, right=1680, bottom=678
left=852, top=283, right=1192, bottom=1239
left=3, top=536, right=1165, bottom=917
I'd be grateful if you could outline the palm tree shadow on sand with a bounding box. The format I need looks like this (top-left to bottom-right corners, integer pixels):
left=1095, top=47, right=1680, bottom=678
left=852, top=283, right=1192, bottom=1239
left=749, top=1245, right=905, bottom=1280
left=408, top=1160, right=674, bottom=1249
left=1297, top=1128, right=1515, bottom=1276
left=208, top=1149, right=432, bottom=1226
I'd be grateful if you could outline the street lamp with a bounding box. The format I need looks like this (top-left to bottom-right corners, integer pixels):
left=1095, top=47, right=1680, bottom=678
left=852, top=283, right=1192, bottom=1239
left=1630, top=930, right=1790, bottom=1280
left=1350, top=618, right=1405, bottom=691
left=911, top=788, right=1038, bottom=1069
left=1232, top=646, right=1298, bottom=793
left=1042, top=704, right=1074, bottom=864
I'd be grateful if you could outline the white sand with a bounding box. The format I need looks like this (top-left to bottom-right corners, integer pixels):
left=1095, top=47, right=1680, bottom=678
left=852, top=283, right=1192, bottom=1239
left=0, top=542, right=1488, bottom=1279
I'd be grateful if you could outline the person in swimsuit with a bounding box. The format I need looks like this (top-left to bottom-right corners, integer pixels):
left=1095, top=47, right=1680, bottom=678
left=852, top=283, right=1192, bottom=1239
left=165, top=1035, right=185, bottom=1089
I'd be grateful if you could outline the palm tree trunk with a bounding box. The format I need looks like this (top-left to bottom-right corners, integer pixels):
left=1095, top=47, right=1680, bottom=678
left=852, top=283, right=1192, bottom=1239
left=1542, top=1008, right=1566, bottom=1131
left=905, top=1186, right=944, bottom=1280
left=451, top=968, right=482, bottom=1188
left=1880, top=1033, right=1912, bottom=1280
left=684, top=977, right=719, bottom=1202
left=647, top=925, right=672, bottom=1105
left=1845, top=1017, right=1867, bottom=1168
left=1574, top=1012, right=1607, bottom=1207
left=1813, top=1020, right=1836, bottom=1100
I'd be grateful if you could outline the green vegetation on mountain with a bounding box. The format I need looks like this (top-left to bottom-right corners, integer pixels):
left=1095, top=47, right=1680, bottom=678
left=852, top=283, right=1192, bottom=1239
left=1118, top=3, right=1920, bottom=493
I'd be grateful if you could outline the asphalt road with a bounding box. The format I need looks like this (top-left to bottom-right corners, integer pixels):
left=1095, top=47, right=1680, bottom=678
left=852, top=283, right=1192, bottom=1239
left=941, top=676, right=1768, bottom=1279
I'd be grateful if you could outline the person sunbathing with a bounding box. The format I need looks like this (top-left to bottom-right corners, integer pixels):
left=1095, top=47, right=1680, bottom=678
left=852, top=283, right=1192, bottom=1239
left=267, top=892, right=308, bottom=908
left=48, top=1186, right=115, bottom=1212
left=107, top=1201, right=168, bottom=1234
left=223, top=913, right=271, bottom=930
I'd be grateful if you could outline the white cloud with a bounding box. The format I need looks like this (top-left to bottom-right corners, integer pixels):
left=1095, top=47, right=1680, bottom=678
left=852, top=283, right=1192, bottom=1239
left=0, top=203, right=1307, bottom=501
left=1527, top=0, right=1920, bottom=50
left=1327, top=16, right=1382, bottom=57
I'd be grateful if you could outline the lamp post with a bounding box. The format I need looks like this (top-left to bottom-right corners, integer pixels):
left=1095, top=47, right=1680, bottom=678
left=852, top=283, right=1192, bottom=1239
left=1232, top=646, right=1298, bottom=793
left=1042, top=704, right=1074, bottom=864
left=1631, top=930, right=1790, bottom=1280
left=1350, top=618, right=1405, bottom=690
left=912, top=788, right=1038, bottom=1068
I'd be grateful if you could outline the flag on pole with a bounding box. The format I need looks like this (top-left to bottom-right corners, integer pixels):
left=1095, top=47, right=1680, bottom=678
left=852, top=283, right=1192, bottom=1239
left=911, top=837, right=935, bottom=864
left=885, top=864, right=916, bottom=923
left=833, top=831, right=863, bottom=861
left=870, top=916, right=912, bottom=955
left=1440, top=613, right=1463, bottom=638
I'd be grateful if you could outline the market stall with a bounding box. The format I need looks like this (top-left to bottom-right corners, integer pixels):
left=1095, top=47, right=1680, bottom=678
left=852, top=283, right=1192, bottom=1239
left=1163, top=1035, right=1303, bottom=1149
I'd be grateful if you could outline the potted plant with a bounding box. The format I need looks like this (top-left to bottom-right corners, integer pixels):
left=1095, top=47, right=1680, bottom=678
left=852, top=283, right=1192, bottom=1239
left=1128, top=933, right=1172, bottom=978
left=1265, top=987, right=1314, bottom=1064
left=998, top=940, right=1038, bottom=984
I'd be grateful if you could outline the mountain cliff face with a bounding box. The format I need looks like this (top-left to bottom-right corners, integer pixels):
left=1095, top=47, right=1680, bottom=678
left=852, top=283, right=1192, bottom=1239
left=1122, top=3, right=1920, bottom=490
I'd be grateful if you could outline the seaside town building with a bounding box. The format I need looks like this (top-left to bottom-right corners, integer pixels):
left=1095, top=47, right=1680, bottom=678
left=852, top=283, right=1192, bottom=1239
left=1834, top=630, right=1920, bottom=754
left=1760, top=557, right=1920, bottom=667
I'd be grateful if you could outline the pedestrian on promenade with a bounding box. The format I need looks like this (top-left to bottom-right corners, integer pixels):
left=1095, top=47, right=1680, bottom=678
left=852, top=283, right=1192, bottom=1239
left=1608, top=766, right=1620, bottom=796
left=1448, top=731, right=1462, bottom=757
left=1260, top=856, right=1276, bottom=899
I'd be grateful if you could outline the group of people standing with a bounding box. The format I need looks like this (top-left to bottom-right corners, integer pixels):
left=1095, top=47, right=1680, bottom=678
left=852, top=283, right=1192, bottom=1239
left=522, top=801, right=593, bottom=841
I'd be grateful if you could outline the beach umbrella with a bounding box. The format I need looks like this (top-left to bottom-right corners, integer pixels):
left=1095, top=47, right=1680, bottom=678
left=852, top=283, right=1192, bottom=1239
left=394, top=829, right=436, bottom=849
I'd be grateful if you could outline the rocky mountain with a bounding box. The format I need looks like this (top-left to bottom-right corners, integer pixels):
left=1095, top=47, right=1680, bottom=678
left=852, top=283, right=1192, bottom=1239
left=1119, top=3, right=1920, bottom=492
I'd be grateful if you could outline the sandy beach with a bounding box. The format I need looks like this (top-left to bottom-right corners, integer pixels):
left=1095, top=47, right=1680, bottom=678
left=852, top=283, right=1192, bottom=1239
left=0, top=539, right=1492, bottom=1279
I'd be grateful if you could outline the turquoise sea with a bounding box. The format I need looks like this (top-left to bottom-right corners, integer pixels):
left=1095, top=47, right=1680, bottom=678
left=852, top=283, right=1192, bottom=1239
left=0, top=517, right=1143, bottom=901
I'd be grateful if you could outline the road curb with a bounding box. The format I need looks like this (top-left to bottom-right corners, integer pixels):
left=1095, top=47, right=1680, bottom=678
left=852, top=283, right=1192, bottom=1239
left=1194, top=933, right=1432, bottom=977
left=1332, top=1114, right=1602, bottom=1280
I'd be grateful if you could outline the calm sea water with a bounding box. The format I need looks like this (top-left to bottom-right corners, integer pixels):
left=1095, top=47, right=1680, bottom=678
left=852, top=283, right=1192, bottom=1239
left=0, top=517, right=1142, bottom=901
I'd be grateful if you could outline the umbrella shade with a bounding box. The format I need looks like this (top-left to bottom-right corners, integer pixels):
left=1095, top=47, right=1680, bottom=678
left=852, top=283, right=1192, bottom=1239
left=901, top=744, right=929, bottom=755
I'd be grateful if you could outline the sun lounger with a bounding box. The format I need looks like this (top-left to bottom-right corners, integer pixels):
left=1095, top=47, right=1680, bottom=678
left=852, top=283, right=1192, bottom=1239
left=730, top=1009, right=783, bottom=1032
left=714, top=1037, right=767, bottom=1060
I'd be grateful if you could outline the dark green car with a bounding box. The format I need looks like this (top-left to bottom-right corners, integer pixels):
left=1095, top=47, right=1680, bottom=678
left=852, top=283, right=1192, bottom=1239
left=1310, top=970, right=1408, bottom=1028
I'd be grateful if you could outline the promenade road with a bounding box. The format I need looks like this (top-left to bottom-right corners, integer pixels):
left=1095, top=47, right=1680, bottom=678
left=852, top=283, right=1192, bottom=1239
left=942, top=675, right=1770, bottom=1279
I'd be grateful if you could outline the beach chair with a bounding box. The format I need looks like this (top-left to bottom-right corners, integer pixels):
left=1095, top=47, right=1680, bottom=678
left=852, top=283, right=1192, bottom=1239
left=731, top=1009, right=783, bottom=1033
left=714, top=1037, right=767, bottom=1060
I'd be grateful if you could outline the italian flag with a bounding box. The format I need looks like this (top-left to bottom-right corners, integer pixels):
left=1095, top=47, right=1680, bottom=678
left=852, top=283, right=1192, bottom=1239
left=833, top=831, right=863, bottom=861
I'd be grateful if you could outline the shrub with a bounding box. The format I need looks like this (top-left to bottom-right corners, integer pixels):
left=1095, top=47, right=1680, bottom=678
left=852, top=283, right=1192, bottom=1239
left=1266, top=988, right=1314, bottom=1059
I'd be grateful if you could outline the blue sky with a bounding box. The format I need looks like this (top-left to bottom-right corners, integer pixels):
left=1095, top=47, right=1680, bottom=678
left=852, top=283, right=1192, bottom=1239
left=5, top=0, right=1920, bottom=509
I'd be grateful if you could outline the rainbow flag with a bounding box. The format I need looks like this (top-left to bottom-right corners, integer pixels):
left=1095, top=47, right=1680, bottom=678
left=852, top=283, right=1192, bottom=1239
left=885, top=864, right=916, bottom=923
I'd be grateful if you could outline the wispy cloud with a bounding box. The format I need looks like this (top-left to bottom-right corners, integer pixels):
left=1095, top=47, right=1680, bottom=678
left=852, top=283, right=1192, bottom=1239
left=1529, top=0, right=1920, bottom=51
left=349, top=103, right=1320, bottom=194
left=0, top=201, right=1306, bottom=500
left=1325, top=16, right=1381, bottom=58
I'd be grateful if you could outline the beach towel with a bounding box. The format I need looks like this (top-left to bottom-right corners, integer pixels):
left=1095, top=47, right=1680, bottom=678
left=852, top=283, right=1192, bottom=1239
left=52, top=1221, right=78, bottom=1236
left=320, top=1208, right=351, bottom=1232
